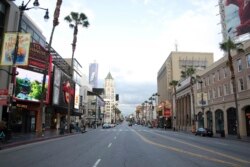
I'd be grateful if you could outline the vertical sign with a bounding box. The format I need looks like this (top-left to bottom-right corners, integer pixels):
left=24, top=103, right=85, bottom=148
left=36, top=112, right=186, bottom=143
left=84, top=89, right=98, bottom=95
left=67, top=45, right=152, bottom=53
left=1, top=33, right=31, bottom=66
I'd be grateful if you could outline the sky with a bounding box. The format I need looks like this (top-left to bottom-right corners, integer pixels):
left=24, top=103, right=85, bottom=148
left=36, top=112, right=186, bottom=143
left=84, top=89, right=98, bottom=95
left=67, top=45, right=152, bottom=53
left=13, top=0, right=224, bottom=116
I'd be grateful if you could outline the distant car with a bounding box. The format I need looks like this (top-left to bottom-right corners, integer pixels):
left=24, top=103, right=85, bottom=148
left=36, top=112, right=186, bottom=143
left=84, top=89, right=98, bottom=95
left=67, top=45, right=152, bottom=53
left=102, top=123, right=111, bottom=129
left=195, top=128, right=213, bottom=137
left=148, top=124, right=153, bottom=128
left=128, top=122, right=132, bottom=126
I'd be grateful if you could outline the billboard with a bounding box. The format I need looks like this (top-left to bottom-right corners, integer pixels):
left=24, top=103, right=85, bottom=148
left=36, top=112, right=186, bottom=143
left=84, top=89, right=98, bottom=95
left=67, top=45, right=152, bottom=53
left=89, top=63, right=98, bottom=88
left=222, top=0, right=250, bottom=39
left=74, top=84, right=80, bottom=109
left=52, top=66, right=61, bottom=105
left=15, top=68, right=49, bottom=102
left=52, top=66, right=75, bottom=109
left=13, top=43, right=51, bottom=103
left=1, top=33, right=31, bottom=66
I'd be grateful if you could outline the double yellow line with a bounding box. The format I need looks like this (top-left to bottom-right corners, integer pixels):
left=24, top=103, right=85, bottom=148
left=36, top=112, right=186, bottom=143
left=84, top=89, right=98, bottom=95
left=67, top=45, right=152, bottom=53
left=132, top=130, right=250, bottom=167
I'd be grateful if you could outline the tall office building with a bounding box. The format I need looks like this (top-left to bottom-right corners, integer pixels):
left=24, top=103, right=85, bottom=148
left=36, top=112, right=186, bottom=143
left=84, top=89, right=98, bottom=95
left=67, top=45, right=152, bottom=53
left=89, top=61, right=99, bottom=88
left=157, top=51, right=214, bottom=103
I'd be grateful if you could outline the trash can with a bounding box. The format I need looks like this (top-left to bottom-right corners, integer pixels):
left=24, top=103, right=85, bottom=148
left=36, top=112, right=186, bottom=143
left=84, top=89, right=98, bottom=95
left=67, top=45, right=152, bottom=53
left=220, top=130, right=225, bottom=137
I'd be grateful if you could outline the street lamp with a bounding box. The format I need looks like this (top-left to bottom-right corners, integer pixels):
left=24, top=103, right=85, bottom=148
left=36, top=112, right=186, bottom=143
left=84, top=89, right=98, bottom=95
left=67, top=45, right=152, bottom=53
left=144, top=100, right=148, bottom=124
left=141, top=102, right=144, bottom=125
left=148, top=96, right=155, bottom=124
left=152, top=93, right=160, bottom=126
left=7, top=0, right=49, bottom=133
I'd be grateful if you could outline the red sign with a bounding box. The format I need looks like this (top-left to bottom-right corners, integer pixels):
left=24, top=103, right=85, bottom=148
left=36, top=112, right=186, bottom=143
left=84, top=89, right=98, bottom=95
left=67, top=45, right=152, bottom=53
left=164, top=108, right=171, bottom=118
left=62, top=81, right=74, bottom=104
left=28, top=43, right=49, bottom=73
left=0, top=89, right=8, bottom=105
left=0, top=89, right=8, bottom=95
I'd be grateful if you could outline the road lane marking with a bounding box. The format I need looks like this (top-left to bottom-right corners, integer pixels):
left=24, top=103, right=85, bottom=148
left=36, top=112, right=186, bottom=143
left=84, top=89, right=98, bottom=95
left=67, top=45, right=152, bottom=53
left=114, top=136, right=117, bottom=140
left=147, top=131, right=250, bottom=164
left=93, top=159, right=101, bottom=167
left=132, top=130, right=241, bottom=167
left=108, top=143, right=112, bottom=148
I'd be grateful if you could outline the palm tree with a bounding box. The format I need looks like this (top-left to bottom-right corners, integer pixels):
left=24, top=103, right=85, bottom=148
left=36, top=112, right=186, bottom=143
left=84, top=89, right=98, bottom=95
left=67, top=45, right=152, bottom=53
left=64, top=12, right=89, bottom=77
left=181, top=66, right=197, bottom=132
left=38, top=0, right=63, bottom=136
left=219, top=37, right=244, bottom=139
left=64, top=12, right=89, bottom=132
left=169, top=80, right=178, bottom=130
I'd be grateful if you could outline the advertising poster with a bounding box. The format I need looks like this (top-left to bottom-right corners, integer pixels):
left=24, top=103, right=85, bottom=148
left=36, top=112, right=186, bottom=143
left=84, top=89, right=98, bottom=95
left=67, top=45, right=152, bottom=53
left=223, top=0, right=250, bottom=38
left=1, top=33, right=31, bottom=66
left=74, top=84, right=80, bottom=109
left=52, top=66, right=61, bottom=105
left=89, top=63, right=98, bottom=88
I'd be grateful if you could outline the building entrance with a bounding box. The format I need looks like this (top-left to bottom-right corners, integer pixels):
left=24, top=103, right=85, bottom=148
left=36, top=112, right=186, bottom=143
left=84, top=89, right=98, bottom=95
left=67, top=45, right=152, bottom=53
left=245, top=106, right=250, bottom=137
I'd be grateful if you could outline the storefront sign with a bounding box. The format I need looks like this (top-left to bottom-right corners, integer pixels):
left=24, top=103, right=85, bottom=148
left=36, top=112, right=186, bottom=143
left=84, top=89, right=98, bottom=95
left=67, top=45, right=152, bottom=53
left=28, top=43, right=49, bottom=73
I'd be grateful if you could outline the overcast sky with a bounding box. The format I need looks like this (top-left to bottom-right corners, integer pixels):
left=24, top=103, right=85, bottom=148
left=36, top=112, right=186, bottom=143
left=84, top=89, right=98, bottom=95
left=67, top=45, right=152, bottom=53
left=13, top=0, right=224, bottom=116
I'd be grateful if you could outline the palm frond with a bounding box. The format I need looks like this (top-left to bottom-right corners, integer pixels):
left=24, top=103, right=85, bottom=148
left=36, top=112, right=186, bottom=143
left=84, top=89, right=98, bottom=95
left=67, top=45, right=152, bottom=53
left=71, top=12, right=79, bottom=21
left=83, top=21, right=90, bottom=27
left=64, top=15, right=72, bottom=23
left=79, top=13, right=87, bottom=20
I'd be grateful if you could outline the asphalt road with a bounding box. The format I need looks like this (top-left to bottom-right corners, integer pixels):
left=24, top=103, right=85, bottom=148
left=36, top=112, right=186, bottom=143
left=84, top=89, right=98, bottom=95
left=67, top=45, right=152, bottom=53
left=0, top=122, right=250, bottom=167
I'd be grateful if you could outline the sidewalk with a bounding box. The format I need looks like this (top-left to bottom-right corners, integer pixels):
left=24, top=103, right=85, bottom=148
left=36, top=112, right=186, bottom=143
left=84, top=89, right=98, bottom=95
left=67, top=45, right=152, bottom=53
left=0, top=128, right=90, bottom=150
left=158, top=128, right=250, bottom=143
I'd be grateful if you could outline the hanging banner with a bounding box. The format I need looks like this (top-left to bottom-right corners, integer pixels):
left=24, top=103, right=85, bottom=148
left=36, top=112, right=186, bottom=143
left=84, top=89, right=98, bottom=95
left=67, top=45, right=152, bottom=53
left=197, top=92, right=208, bottom=106
left=1, top=33, right=31, bottom=66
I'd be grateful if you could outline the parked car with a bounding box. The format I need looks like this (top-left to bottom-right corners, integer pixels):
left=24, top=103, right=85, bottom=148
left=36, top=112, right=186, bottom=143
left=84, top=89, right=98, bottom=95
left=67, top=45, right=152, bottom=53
left=102, top=123, right=111, bottom=129
left=195, top=128, right=213, bottom=137
left=128, top=122, right=132, bottom=126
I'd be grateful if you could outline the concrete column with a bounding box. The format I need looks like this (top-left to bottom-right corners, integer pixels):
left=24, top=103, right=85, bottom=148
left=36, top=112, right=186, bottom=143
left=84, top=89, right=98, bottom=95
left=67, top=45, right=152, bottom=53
left=184, top=96, right=187, bottom=130
left=176, top=99, right=180, bottom=128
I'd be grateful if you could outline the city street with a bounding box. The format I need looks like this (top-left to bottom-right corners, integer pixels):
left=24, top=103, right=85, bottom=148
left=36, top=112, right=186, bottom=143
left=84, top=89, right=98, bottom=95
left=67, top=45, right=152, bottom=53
left=0, top=122, right=250, bottom=167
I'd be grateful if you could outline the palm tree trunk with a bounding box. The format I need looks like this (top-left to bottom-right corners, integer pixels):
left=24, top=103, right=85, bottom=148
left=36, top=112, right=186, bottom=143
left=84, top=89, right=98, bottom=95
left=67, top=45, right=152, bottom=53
left=228, top=51, right=241, bottom=139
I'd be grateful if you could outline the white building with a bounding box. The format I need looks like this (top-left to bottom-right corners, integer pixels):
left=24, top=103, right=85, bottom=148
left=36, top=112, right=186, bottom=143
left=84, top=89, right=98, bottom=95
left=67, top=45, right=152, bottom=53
left=104, top=72, right=116, bottom=123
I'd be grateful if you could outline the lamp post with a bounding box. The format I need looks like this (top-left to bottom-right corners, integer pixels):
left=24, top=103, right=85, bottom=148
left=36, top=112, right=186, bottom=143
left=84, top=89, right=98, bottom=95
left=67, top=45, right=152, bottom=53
left=7, top=0, right=49, bottom=133
left=198, top=80, right=205, bottom=128
left=141, top=102, right=144, bottom=125
left=152, top=93, right=159, bottom=127
left=144, top=100, right=148, bottom=125
left=148, top=96, right=154, bottom=124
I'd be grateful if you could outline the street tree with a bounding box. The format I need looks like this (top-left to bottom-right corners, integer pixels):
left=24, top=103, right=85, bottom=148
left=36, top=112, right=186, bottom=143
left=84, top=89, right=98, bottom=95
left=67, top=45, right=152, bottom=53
left=64, top=12, right=89, bottom=132
left=219, top=37, right=244, bottom=139
left=169, top=80, right=179, bottom=130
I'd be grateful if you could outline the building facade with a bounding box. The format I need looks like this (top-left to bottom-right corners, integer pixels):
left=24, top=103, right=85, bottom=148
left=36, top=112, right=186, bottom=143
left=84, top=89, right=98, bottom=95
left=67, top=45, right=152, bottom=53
left=104, top=72, right=116, bottom=123
left=195, top=41, right=250, bottom=138
left=157, top=51, right=214, bottom=128
left=175, top=41, right=250, bottom=138
left=0, top=1, right=50, bottom=134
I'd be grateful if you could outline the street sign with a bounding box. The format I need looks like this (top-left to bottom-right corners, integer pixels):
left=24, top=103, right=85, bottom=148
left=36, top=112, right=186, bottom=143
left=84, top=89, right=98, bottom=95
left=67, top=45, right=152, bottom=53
left=8, top=83, right=13, bottom=95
